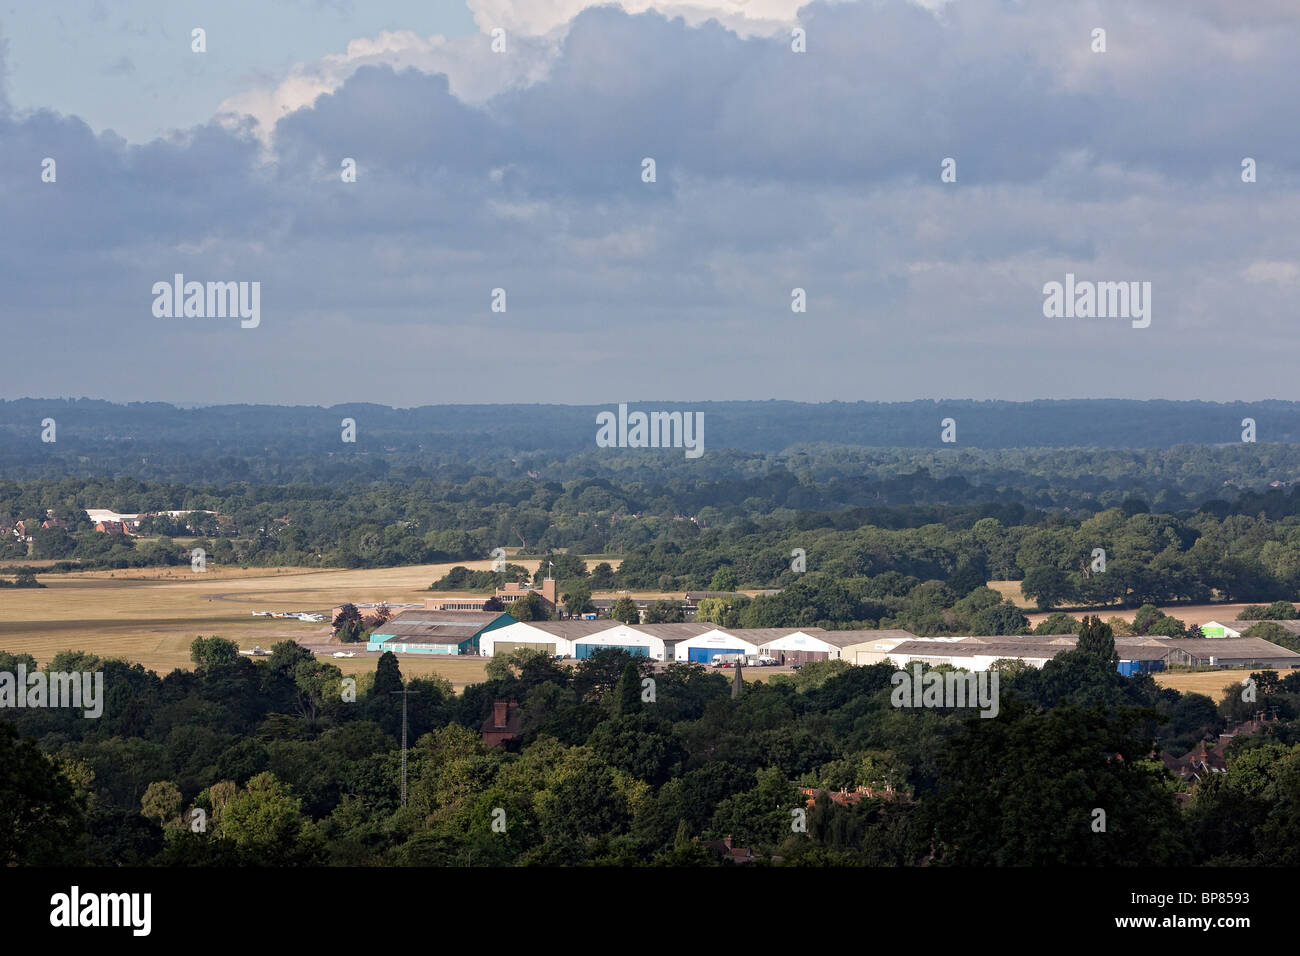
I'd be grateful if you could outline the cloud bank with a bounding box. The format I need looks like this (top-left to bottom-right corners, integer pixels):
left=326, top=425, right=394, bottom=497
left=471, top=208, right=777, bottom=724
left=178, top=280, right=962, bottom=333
left=2, top=0, right=1299, bottom=406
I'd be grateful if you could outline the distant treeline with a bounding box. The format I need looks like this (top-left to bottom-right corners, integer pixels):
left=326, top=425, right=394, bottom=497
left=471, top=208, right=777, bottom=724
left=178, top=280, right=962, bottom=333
left=5, top=398, right=1300, bottom=486
left=10, top=473, right=1300, bottom=628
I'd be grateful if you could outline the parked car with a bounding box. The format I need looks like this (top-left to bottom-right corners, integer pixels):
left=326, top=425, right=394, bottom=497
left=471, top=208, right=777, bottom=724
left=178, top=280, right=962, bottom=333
left=791, top=663, right=803, bottom=670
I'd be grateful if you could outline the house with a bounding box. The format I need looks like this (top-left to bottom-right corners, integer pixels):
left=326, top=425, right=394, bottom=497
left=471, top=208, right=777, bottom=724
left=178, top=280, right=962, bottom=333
left=424, top=595, right=498, bottom=612
left=800, top=784, right=911, bottom=807
left=365, top=610, right=515, bottom=655
left=698, top=835, right=755, bottom=864
left=496, top=578, right=558, bottom=611
left=1218, top=712, right=1276, bottom=748
left=589, top=591, right=739, bottom=622
left=1161, top=742, right=1228, bottom=784
left=481, top=700, right=521, bottom=748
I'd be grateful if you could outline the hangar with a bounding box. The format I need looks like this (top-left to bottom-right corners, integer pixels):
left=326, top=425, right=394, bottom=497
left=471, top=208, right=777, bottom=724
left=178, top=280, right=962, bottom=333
left=480, top=619, right=620, bottom=658
left=366, top=610, right=514, bottom=655
left=673, top=627, right=763, bottom=663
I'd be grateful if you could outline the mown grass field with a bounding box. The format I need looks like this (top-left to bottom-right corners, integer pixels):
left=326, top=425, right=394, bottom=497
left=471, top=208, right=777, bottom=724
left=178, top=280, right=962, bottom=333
left=0, top=559, right=556, bottom=679
left=4, top=561, right=1275, bottom=697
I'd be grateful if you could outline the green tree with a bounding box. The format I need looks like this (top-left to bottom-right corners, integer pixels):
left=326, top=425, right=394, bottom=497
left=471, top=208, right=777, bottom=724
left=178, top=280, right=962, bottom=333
left=373, top=651, right=404, bottom=698
left=924, top=702, right=1189, bottom=865
left=589, top=563, right=616, bottom=589
left=508, top=591, right=553, bottom=622
left=615, top=661, right=642, bottom=716
left=710, top=567, right=738, bottom=591
left=563, top=581, right=594, bottom=617
left=1034, top=612, right=1082, bottom=635
left=1021, top=567, right=1073, bottom=611
left=971, top=601, right=1029, bottom=635
left=1076, top=615, right=1117, bottom=663
left=644, top=600, right=685, bottom=624
left=332, top=603, right=362, bottom=633
left=0, top=722, right=84, bottom=865
left=219, top=772, right=322, bottom=863
left=611, top=596, right=640, bottom=624
left=1132, top=604, right=1165, bottom=635
left=141, top=780, right=184, bottom=829
left=190, top=635, right=241, bottom=670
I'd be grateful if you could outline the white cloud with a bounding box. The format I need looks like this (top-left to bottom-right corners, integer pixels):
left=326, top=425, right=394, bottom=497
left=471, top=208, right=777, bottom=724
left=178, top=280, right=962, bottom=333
left=217, top=28, right=558, bottom=144
left=1244, top=261, right=1300, bottom=284
left=465, top=0, right=808, bottom=38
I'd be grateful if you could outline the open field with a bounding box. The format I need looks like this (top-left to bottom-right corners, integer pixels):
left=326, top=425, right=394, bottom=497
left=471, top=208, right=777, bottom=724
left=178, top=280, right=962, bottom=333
left=1027, top=602, right=1261, bottom=629
left=1154, top=670, right=1251, bottom=699
left=0, top=559, right=549, bottom=678
left=987, top=582, right=1262, bottom=630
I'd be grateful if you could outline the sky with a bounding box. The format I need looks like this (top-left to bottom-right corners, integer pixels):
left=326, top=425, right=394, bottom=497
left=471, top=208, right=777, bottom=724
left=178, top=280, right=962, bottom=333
left=2, top=0, right=1299, bottom=407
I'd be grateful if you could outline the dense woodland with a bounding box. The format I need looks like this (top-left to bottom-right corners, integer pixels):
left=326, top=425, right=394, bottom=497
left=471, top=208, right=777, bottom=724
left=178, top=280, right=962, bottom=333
left=3, top=623, right=1300, bottom=867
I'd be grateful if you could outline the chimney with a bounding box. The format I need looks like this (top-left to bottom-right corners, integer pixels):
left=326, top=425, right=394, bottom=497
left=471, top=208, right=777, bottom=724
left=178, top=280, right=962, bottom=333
left=493, top=700, right=508, bottom=729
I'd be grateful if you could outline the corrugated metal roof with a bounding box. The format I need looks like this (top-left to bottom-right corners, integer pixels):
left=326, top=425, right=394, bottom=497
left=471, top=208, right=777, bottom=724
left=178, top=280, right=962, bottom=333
left=509, top=620, right=622, bottom=637
left=1163, top=637, right=1300, bottom=659
left=375, top=622, right=483, bottom=640
left=631, top=623, right=713, bottom=640
left=387, top=610, right=506, bottom=626
left=723, top=627, right=831, bottom=642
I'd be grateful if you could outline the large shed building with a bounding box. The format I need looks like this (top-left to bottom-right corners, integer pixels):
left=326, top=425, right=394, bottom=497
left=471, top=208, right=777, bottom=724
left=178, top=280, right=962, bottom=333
left=480, top=619, right=619, bottom=658
left=366, top=610, right=515, bottom=655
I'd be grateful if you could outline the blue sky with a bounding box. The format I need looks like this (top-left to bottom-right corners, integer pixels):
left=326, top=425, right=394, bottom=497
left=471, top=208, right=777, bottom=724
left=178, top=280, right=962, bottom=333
left=2, top=0, right=1299, bottom=407
left=1, top=1, right=478, bottom=142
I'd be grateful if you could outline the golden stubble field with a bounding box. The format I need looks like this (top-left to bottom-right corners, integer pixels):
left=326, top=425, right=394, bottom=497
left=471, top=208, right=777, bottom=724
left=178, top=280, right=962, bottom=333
left=1153, top=671, right=1249, bottom=700
left=987, top=581, right=1260, bottom=629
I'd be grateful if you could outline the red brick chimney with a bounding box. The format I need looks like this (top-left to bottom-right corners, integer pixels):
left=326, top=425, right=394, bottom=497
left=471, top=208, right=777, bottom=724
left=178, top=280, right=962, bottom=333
left=493, top=700, right=508, bottom=729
